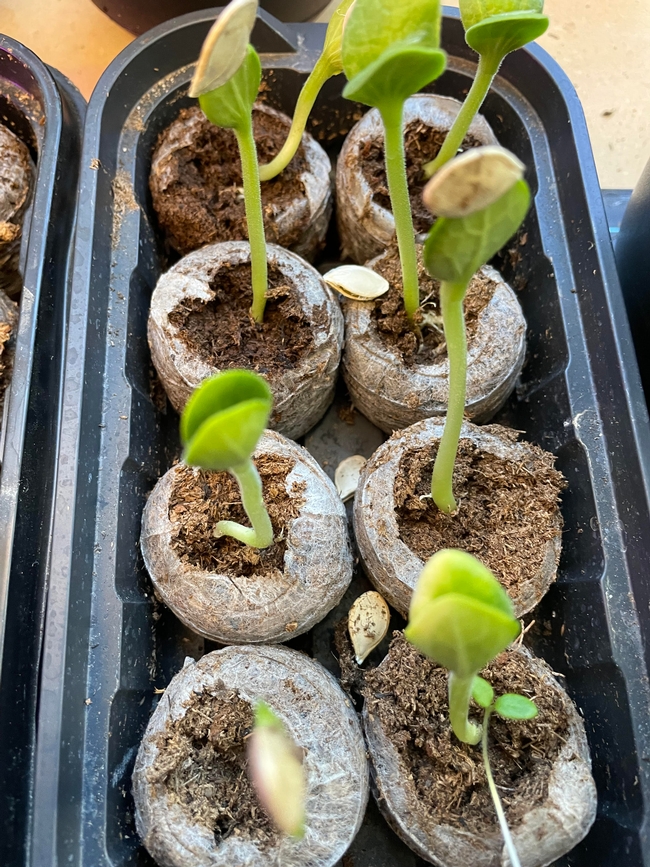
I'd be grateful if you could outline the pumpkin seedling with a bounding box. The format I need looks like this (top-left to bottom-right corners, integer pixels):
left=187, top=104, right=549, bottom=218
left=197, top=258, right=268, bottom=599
left=259, top=0, right=355, bottom=181
left=341, top=0, right=446, bottom=328
left=190, top=0, right=268, bottom=323
left=247, top=701, right=306, bottom=838
left=405, top=549, right=536, bottom=867
left=422, top=145, right=530, bottom=513
left=423, top=0, right=549, bottom=178
left=181, top=369, right=274, bottom=548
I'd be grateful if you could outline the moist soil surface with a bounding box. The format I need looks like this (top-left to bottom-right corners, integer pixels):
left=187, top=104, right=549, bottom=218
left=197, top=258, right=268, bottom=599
left=368, top=246, right=496, bottom=364
left=394, top=428, right=566, bottom=598
left=364, top=633, right=569, bottom=835
left=360, top=119, right=484, bottom=234
left=147, top=687, right=279, bottom=849
left=168, top=261, right=317, bottom=375
left=150, top=106, right=309, bottom=255
left=168, top=456, right=305, bottom=578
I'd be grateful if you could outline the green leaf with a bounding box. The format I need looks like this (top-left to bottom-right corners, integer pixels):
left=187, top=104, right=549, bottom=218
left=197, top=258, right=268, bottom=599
left=254, top=700, right=284, bottom=730
left=494, top=693, right=538, bottom=720
left=459, top=0, right=544, bottom=31
left=343, top=43, right=446, bottom=109
left=405, top=594, right=520, bottom=678
left=181, top=370, right=272, bottom=472
left=465, top=12, right=549, bottom=56
left=423, top=178, right=530, bottom=285
left=342, top=0, right=442, bottom=80
left=472, top=676, right=495, bottom=708
left=198, top=44, right=261, bottom=132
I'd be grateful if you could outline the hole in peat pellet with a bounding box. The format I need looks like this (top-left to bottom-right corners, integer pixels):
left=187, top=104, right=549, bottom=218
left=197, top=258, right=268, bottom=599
left=364, top=633, right=569, bottom=835
left=168, top=457, right=306, bottom=578
left=148, top=688, right=280, bottom=849
left=168, top=262, right=319, bottom=375
left=394, top=436, right=566, bottom=599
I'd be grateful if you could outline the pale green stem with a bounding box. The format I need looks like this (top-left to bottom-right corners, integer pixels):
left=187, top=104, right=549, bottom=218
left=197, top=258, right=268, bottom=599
left=431, top=281, right=468, bottom=513
left=259, top=55, right=334, bottom=182
left=379, top=100, right=420, bottom=327
left=448, top=672, right=481, bottom=745
left=214, top=458, right=274, bottom=549
left=423, top=52, right=502, bottom=179
left=234, top=117, right=267, bottom=323
left=482, top=708, right=522, bottom=867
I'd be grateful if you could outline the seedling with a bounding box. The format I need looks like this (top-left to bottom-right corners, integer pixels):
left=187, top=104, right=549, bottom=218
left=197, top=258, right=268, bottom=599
left=422, top=146, right=530, bottom=513
left=259, top=0, right=356, bottom=181
left=190, top=0, right=268, bottom=323
left=405, top=549, right=537, bottom=867
left=423, top=0, right=549, bottom=178
left=181, top=370, right=274, bottom=548
left=247, top=701, right=306, bottom=837
left=341, top=0, right=446, bottom=327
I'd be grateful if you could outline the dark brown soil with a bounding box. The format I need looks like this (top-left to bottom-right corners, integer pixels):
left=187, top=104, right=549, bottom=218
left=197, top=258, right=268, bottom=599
left=168, top=261, right=318, bottom=375
left=360, top=119, right=484, bottom=234
left=150, top=106, right=309, bottom=255
left=394, top=428, right=566, bottom=597
left=0, top=319, right=12, bottom=419
left=168, top=456, right=306, bottom=578
left=148, top=686, right=279, bottom=848
left=368, top=246, right=496, bottom=364
left=365, top=633, right=569, bottom=834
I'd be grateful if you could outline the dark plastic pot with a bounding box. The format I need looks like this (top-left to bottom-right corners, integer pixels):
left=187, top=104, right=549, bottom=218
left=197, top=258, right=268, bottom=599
left=0, top=36, right=85, bottom=867
left=92, top=0, right=332, bottom=35
left=32, top=7, right=650, bottom=867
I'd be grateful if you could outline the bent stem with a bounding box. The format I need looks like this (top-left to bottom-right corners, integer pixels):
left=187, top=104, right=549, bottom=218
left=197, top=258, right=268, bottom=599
left=234, top=115, right=268, bottom=323
left=259, top=55, right=332, bottom=181
left=423, top=52, right=501, bottom=178
left=448, top=672, right=481, bottom=745
left=482, top=708, right=522, bottom=867
left=214, top=458, right=274, bottom=548
left=380, top=100, right=421, bottom=327
left=431, top=280, right=468, bottom=513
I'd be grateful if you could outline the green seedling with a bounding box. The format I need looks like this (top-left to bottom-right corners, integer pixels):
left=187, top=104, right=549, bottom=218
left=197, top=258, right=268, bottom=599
left=341, top=0, right=446, bottom=327
left=423, top=0, right=548, bottom=178
left=405, top=549, right=536, bottom=867
left=247, top=701, right=306, bottom=838
left=181, top=369, right=274, bottom=548
left=259, top=0, right=355, bottom=181
left=421, top=146, right=530, bottom=513
left=190, top=0, right=268, bottom=323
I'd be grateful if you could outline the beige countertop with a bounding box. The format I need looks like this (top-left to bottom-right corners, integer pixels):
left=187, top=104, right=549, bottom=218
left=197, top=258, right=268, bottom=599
left=1, top=0, right=648, bottom=188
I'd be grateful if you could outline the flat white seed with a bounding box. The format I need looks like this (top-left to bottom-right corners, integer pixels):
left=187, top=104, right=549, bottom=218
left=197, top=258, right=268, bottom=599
left=348, top=591, right=390, bottom=665
left=335, top=454, right=366, bottom=502
left=189, top=0, right=259, bottom=98
left=423, top=145, right=525, bottom=218
left=323, top=265, right=389, bottom=301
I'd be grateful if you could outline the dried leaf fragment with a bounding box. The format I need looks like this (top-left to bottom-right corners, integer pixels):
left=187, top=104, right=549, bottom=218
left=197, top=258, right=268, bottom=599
left=335, top=454, right=366, bottom=502
left=324, top=265, right=389, bottom=301
left=348, top=591, right=390, bottom=664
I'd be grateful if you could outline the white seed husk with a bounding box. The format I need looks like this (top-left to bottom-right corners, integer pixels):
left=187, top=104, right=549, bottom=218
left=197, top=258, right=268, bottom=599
left=348, top=591, right=390, bottom=664
left=423, top=145, right=526, bottom=218
left=189, top=0, right=258, bottom=97
left=324, top=265, right=389, bottom=301
left=335, top=454, right=366, bottom=502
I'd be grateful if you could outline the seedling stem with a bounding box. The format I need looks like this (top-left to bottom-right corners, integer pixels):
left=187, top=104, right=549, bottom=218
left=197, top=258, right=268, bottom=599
left=215, top=458, right=274, bottom=547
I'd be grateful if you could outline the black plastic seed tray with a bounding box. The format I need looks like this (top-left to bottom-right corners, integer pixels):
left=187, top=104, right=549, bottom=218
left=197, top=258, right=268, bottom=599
left=32, top=7, right=650, bottom=867
left=0, top=35, right=85, bottom=867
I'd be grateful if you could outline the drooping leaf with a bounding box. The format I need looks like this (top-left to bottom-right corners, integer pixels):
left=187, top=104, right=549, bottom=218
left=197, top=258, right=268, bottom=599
left=181, top=370, right=272, bottom=471
left=494, top=693, right=538, bottom=720
left=465, top=11, right=549, bottom=56
left=423, top=178, right=530, bottom=286
left=198, top=44, right=261, bottom=131
left=472, top=675, right=495, bottom=708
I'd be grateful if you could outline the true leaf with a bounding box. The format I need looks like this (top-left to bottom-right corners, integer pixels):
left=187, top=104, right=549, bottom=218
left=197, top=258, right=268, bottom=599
left=494, top=693, right=538, bottom=720
left=198, top=44, right=261, bottom=132
left=472, top=675, right=495, bottom=708
left=181, top=370, right=272, bottom=471
left=423, top=179, right=530, bottom=286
